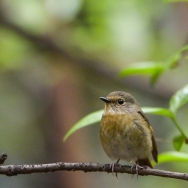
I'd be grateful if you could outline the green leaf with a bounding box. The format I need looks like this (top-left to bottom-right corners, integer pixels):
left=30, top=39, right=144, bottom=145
left=119, top=62, right=164, bottom=77
left=169, top=84, right=188, bottom=114
left=154, top=151, right=188, bottom=165
left=167, top=52, right=181, bottom=69
left=150, top=69, right=163, bottom=85
left=173, top=135, right=185, bottom=151
left=63, top=110, right=103, bottom=142
left=167, top=44, right=188, bottom=69
left=142, top=107, right=173, bottom=118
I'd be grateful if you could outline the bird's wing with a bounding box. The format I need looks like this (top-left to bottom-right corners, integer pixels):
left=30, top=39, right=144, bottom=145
left=137, top=111, right=158, bottom=163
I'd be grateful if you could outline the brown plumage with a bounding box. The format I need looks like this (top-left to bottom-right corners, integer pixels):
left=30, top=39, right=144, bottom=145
left=100, top=91, right=158, bottom=173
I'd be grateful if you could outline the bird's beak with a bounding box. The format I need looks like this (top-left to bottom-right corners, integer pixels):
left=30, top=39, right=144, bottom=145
left=100, top=97, right=111, bottom=103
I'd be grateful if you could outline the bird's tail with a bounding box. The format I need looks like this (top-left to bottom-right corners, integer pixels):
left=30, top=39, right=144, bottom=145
left=136, top=158, right=153, bottom=168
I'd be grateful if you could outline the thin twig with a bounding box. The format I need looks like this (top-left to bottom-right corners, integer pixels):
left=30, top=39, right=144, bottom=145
left=0, top=162, right=187, bottom=181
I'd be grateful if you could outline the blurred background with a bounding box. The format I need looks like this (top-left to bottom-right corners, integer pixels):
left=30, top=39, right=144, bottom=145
left=0, top=0, right=188, bottom=187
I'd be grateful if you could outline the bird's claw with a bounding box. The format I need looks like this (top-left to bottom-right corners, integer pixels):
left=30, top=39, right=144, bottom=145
left=109, top=159, right=120, bottom=179
left=131, top=164, right=144, bottom=178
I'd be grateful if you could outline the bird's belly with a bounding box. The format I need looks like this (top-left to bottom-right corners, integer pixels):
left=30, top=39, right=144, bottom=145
left=100, top=114, right=152, bottom=162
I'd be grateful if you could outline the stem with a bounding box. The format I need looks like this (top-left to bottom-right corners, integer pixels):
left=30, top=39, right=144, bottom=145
left=171, top=115, right=187, bottom=138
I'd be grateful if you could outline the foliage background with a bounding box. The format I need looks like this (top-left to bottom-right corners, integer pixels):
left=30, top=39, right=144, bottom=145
left=0, top=0, right=188, bottom=187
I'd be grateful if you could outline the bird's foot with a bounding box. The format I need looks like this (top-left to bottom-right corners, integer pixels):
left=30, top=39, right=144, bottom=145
left=109, top=159, right=120, bottom=179
left=131, top=164, right=144, bottom=178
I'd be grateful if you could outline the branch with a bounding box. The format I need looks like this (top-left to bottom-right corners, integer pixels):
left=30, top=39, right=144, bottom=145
left=0, top=162, right=187, bottom=181
left=0, top=13, right=114, bottom=78
left=0, top=11, right=172, bottom=99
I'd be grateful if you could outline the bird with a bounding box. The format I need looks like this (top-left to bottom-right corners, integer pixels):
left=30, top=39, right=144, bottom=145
left=99, top=91, right=158, bottom=175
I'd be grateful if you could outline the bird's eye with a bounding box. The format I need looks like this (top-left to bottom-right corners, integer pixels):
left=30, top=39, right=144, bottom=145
left=117, top=99, right=124, bottom=105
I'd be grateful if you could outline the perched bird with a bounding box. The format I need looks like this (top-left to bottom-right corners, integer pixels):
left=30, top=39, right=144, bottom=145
left=100, top=91, right=158, bottom=174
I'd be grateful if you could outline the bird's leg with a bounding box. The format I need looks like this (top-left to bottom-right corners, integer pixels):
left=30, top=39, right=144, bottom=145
left=131, top=160, right=143, bottom=178
left=110, top=159, right=120, bottom=178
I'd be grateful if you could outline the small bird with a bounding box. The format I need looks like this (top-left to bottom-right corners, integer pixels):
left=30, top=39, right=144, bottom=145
left=100, top=91, right=158, bottom=175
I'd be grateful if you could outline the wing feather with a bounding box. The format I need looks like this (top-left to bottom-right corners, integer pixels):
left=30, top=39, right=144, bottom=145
left=137, top=111, right=158, bottom=163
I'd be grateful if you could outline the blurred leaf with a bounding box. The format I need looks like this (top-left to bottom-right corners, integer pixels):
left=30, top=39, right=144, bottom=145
left=167, top=44, right=188, bottom=69
left=180, top=44, right=188, bottom=53
left=142, top=107, right=173, bottom=118
left=167, top=52, right=181, bottom=69
left=119, top=45, right=188, bottom=85
left=63, top=110, right=103, bottom=142
left=150, top=69, right=163, bottom=85
left=169, top=84, right=188, bottom=114
left=155, top=151, right=188, bottom=165
left=119, top=62, right=164, bottom=77
left=173, top=135, right=185, bottom=151
left=0, top=28, right=31, bottom=69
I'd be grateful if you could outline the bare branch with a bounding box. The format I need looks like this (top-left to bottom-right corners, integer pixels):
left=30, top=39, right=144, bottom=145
left=0, top=11, right=173, bottom=99
left=0, top=162, right=187, bottom=181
